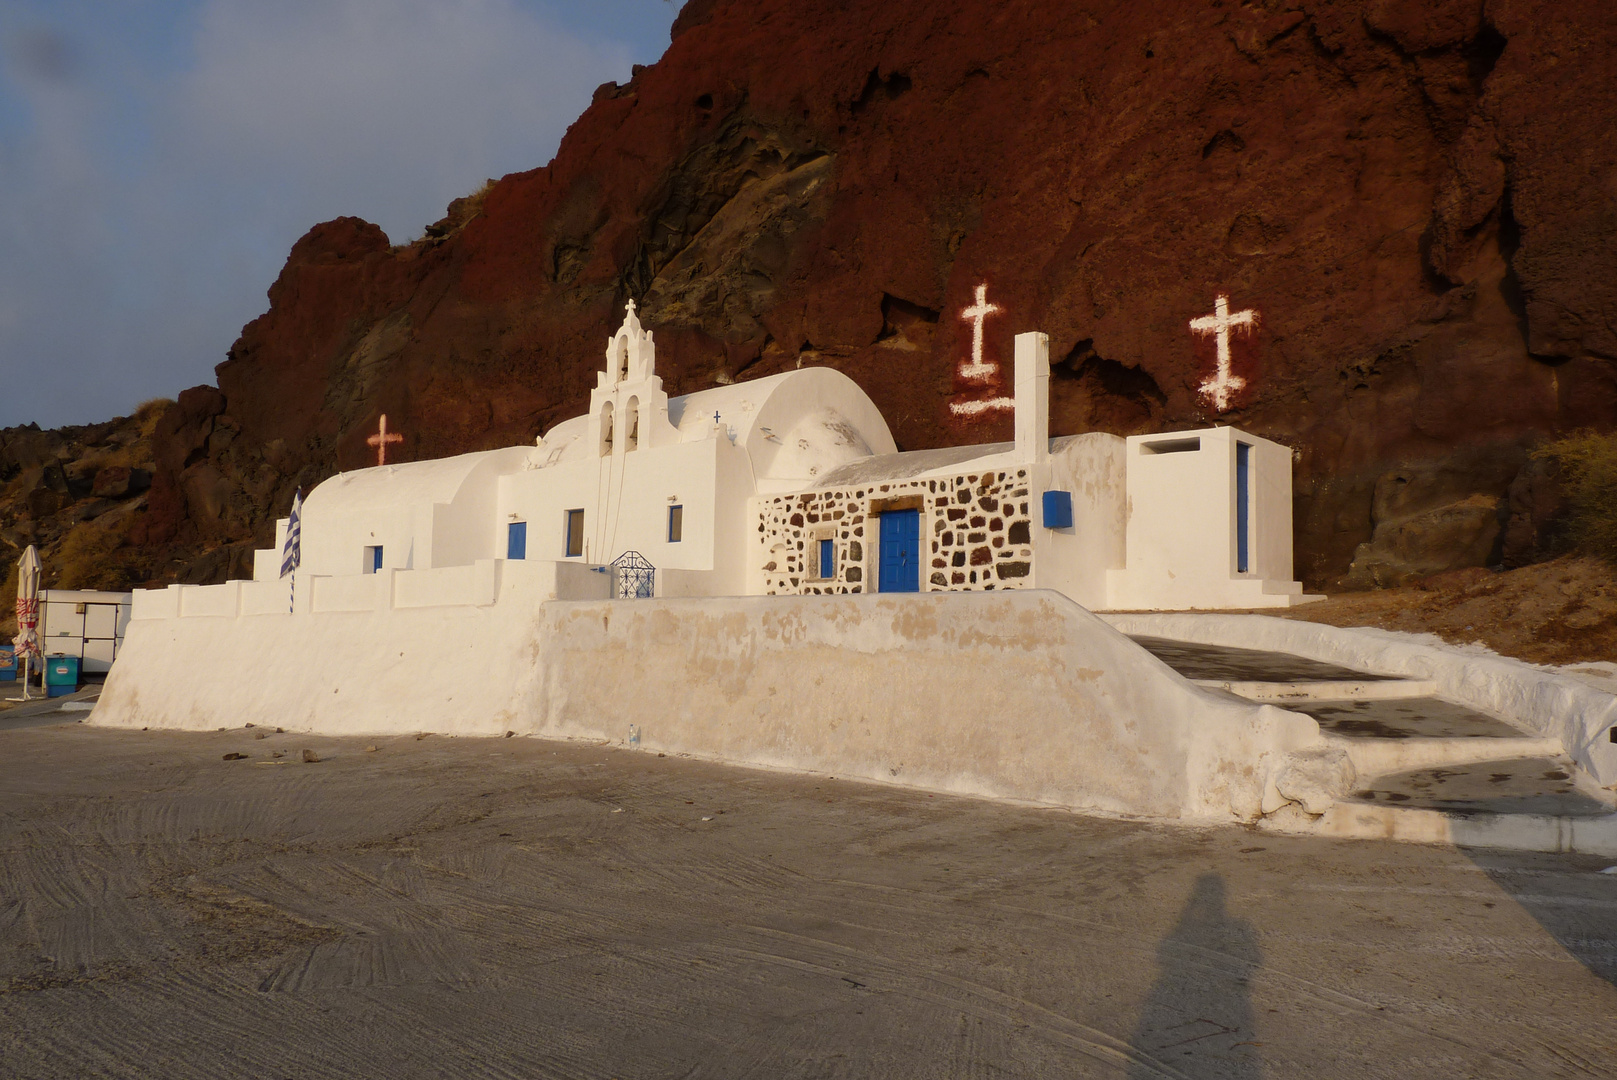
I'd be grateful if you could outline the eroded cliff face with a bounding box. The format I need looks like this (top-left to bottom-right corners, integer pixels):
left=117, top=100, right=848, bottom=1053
left=4, top=0, right=1615, bottom=600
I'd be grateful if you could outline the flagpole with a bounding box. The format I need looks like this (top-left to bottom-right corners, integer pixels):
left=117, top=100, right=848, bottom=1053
left=282, top=488, right=303, bottom=616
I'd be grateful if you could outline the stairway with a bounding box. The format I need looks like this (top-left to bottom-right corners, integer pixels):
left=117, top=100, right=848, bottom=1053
left=1130, top=635, right=1617, bottom=855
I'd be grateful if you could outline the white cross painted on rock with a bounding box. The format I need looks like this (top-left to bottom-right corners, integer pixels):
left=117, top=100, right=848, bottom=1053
left=950, top=283, right=1013, bottom=417
left=367, top=413, right=404, bottom=466
left=950, top=397, right=1014, bottom=417
left=957, top=283, right=1002, bottom=381
left=1189, top=293, right=1258, bottom=412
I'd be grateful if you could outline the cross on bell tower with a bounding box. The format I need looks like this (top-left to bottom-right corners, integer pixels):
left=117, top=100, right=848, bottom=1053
left=589, top=300, right=678, bottom=460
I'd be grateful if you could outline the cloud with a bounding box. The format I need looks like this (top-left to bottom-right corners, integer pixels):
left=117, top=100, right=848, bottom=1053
left=171, top=0, right=626, bottom=242
left=4, top=26, right=77, bottom=83
left=0, top=0, right=636, bottom=429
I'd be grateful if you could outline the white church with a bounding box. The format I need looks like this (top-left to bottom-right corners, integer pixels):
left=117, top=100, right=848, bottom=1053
left=93, top=300, right=1347, bottom=827
left=246, top=301, right=1311, bottom=612
left=95, top=301, right=1617, bottom=839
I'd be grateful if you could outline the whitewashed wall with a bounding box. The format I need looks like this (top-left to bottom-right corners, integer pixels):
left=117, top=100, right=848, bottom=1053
left=96, top=588, right=1325, bottom=824
left=1032, top=435, right=1126, bottom=609
left=501, top=439, right=725, bottom=571
left=285, top=447, right=532, bottom=578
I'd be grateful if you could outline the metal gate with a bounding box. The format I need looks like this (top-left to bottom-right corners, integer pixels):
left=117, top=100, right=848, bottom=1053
left=611, top=550, right=656, bottom=599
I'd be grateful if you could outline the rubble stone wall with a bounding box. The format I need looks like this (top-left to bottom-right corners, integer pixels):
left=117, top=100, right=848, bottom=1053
left=758, top=468, right=1035, bottom=595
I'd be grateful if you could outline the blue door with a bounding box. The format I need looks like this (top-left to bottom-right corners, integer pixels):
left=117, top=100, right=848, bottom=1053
left=1235, top=442, right=1251, bottom=574
left=507, top=521, right=527, bottom=560
left=878, top=509, right=920, bottom=593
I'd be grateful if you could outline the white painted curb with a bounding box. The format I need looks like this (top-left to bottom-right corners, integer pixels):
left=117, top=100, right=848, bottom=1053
left=1292, top=801, right=1617, bottom=857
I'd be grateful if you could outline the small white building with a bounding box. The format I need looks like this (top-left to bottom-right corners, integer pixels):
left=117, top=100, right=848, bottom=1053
left=38, top=589, right=134, bottom=674
left=1106, top=427, right=1308, bottom=609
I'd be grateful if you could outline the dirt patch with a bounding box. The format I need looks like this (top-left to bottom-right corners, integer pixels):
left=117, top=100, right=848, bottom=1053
left=1268, top=556, right=1617, bottom=666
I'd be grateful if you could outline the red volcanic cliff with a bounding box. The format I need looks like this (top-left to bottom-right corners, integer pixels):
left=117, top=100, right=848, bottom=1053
left=8, top=0, right=1615, bottom=594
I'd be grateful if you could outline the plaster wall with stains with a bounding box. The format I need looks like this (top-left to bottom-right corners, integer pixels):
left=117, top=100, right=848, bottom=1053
left=94, top=583, right=1329, bottom=823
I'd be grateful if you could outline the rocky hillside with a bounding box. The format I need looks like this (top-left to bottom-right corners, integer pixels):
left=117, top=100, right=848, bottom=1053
left=1, top=407, right=159, bottom=631
left=3, top=0, right=1615, bottom=617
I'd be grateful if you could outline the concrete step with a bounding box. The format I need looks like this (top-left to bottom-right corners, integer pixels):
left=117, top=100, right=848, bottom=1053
left=1344, top=755, right=1613, bottom=815
left=1197, top=678, right=1437, bottom=702
left=1122, top=626, right=1617, bottom=853
left=1272, top=755, right=1617, bottom=855
left=1329, top=735, right=1566, bottom=779
left=1281, top=695, right=1530, bottom=740
left=1111, top=615, right=1617, bottom=799
left=1129, top=634, right=1405, bottom=685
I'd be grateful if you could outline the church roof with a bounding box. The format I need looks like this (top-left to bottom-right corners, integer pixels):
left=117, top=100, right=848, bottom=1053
left=304, top=446, right=532, bottom=513
left=811, top=434, right=1103, bottom=488
left=534, top=365, right=896, bottom=484
left=813, top=443, right=1014, bottom=486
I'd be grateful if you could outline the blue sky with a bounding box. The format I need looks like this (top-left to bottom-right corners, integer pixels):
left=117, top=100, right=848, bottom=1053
left=0, top=0, right=680, bottom=428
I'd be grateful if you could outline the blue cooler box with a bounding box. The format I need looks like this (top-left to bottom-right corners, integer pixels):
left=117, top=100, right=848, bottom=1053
left=0, top=644, right=14, bottom=683
left=45, top=654, right=80, bottom=698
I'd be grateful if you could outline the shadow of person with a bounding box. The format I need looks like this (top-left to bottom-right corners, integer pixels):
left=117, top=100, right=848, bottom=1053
left=1127, top=873, right=1263, bottom=1079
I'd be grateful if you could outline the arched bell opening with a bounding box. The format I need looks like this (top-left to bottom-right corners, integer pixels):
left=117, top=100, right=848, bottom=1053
left=626, top=396, right=640, bottom=451
left=599, top=400, right=614, bottom=456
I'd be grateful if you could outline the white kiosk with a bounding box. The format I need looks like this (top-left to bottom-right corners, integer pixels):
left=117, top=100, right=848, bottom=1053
left=1106, top=427, right=1309, bottom=609
left=39, top=589, right=135, bottom=674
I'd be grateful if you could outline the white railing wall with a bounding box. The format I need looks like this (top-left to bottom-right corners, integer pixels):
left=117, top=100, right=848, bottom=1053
left=132, top=559, right=611, bottom=623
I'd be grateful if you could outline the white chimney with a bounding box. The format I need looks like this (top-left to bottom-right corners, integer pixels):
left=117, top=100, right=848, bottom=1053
left=1014, top=331, right=1049, bottom=465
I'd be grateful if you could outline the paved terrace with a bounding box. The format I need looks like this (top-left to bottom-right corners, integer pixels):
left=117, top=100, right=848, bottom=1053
left=1, top=723, right=1615, bottom=1079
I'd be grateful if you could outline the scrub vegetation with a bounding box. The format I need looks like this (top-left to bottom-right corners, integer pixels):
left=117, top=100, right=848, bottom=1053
left=1536, top=431, right=1617, bottom=564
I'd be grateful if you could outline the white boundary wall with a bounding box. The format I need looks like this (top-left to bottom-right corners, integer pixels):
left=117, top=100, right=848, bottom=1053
left=93, top=588, right=1325, bottom=824
left=1102, top=612, right=1617, bottom=789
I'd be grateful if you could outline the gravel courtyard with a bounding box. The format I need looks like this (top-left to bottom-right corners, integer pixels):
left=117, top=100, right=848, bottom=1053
left=2, top=722, right=1615, bottom=1079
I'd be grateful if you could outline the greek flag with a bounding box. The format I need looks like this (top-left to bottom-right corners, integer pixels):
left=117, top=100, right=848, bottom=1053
left=280, top=489, right=303, bottom=578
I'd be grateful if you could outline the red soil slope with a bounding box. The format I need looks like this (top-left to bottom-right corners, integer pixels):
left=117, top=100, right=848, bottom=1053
left=5, top=0, right=1615, bottom=594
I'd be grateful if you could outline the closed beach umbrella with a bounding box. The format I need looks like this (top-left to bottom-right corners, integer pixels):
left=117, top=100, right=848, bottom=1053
left=13, top=545, right=41, bottom=697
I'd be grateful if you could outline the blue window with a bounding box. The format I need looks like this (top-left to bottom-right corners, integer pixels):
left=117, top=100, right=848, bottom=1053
left=819, top=538, right=834, bottom=578
left=1041, top=490, right=1073, bottom=529
left=365, top=545, right=383, bottom=573
left=507, top=521, right=527, bottom=560
left=1236, top=442, right=1251, bottom=573
left=564, top=509, right=585, bottom=558
left=878, top=510, right=920, bottom=593
left=668, top=504, right=683, bottom=543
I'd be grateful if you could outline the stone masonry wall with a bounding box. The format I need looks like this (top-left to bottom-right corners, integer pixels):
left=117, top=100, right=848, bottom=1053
left=758, top=469, right=1034, bottom=595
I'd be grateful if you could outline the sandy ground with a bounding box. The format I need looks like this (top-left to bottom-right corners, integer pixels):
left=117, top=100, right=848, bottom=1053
left=2, top=724, right=1616, bottom=1079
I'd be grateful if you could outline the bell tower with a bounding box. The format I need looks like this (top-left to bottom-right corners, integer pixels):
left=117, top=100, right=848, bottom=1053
left=588, top=301, right=678, bottom=457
